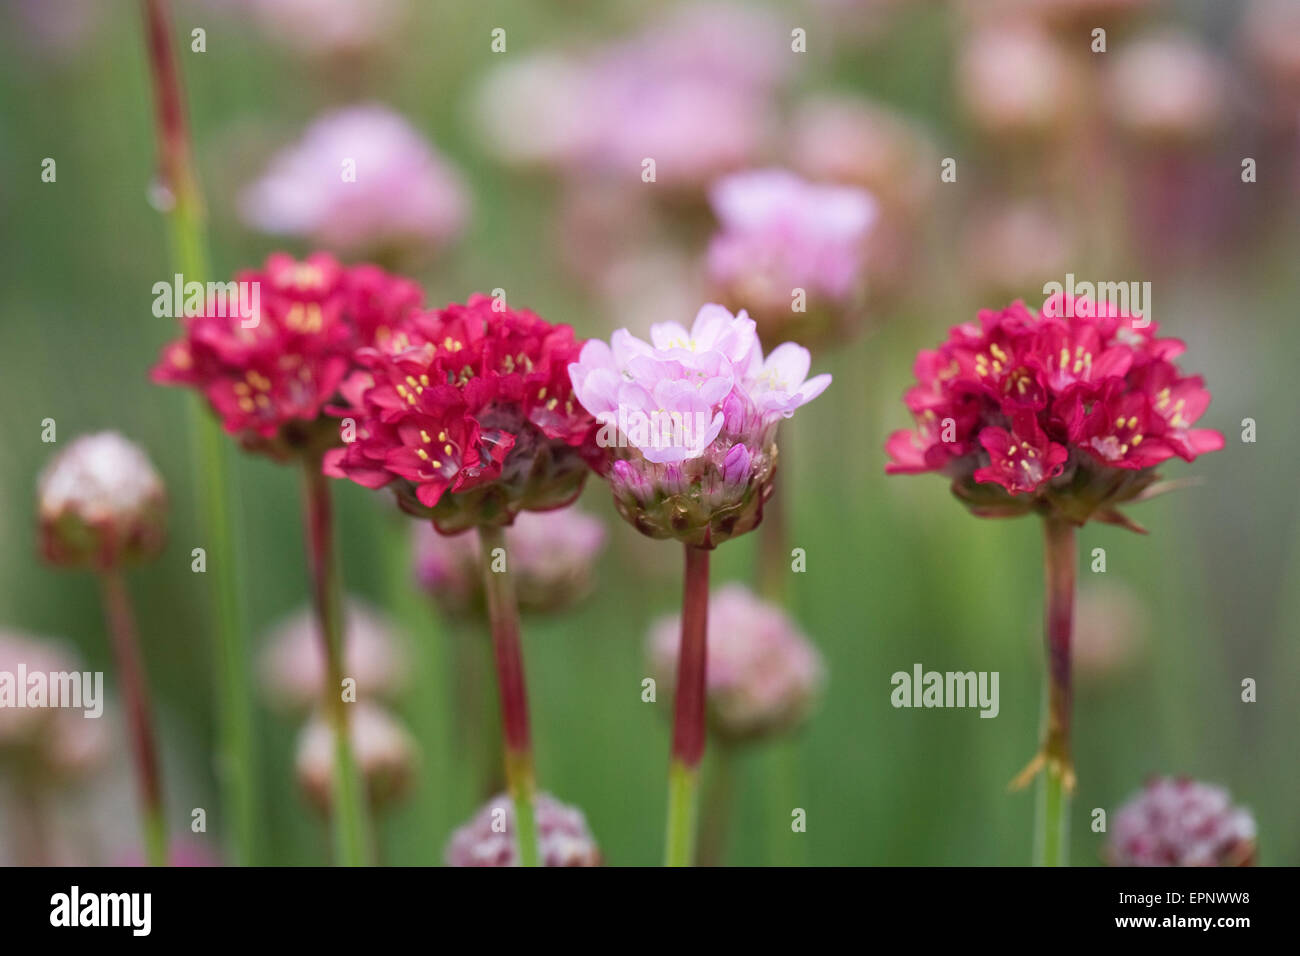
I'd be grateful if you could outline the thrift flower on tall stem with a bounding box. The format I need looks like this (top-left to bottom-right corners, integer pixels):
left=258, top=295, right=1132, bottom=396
left=885, top=293, right=1223, bottom=865
left=327, top=294, right=598, bottom=867
left=139, top=0, right=260, bottom=864
left=37, top=433, right=170, bottom=866
left=152, top=252, right=424, bottom=866
left=569, top=304, right=830, bottom=865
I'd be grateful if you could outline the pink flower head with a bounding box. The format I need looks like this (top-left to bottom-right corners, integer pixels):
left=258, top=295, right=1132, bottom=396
left=234, top=0, right=407, bottom=58
left=240, top=105, right=468, bottom=259
left=445, top=792, right=601, bottom=867
left=885, top=294, right=1223, bottom=527
left=152, top=252, right=423, bottom=461
left=649, top=584, right=824, bottom=741
left=707, top=168, right=877, bottom=346
left=569, top=304, right=830, bottom=548
left=1106, top=777, right=1256, bottom=867
left=475, top=4, right=789, bottom=193
left=325, top=295, right=598, bottom=532
left=414, top=507, right=605, bottom=615
left=259, top=599, right=406, bottom=711
left=0, top=631, right=107, bottom=776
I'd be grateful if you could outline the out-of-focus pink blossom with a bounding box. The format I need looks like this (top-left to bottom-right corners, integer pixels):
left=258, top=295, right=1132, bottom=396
left=260, top=599, right=406, bottom=711
left=37, top=433, right=167, bottom=571
left=1107, top=777, right=1256, bottom=866
left=414, top=507, right=606, bottom=615
left=232, top=0, right=408, bottom=58
left=240, top=105, right=468, bottom=258
left=1108, top=34, right=1228, bottom=146
left=295, top=703, right=417, bottom=813
left=649, top=584, right=824, bottom=741
left=471, top=3, right=791, bottom=194
left=957, top=25, right=1083, bottom=140
left=445, top=791, right=600, bottom=867
left=706, top=169, right=877, bottom=345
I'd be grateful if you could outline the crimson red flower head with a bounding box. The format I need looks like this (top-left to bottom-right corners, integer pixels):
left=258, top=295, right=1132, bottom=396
left=151, top=252, right=423, bottom=461
left=324, top=294, right=597, bottom=532
left=885, top=294, right=1224, bottom=528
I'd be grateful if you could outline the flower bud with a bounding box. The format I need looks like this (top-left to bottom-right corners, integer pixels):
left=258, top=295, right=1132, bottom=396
left=295, top=703, right=417, bottom=814
left=259, top=599, right=406, bottom=711
left=444, top=792, right=601, bottom=867
left=413, top=507, right=605, bottom=615
left=37, top=432, right=167, bottom=570
left=649, top=584, right=824, bottom=742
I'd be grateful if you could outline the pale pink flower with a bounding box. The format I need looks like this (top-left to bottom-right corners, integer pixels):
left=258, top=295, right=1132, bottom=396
left=570, top=305, right=830, bottom=547
left=295, top=702, right=417, bottom=812
left=649, top=584, right=824, bottom=741
left=259, top=599, right=405, bottom=710
left=1107, top=34, right=1228, bottom=145
left=445, top=791, right=600, bottom=867
left=236, top=0, right=407, bottom=57
left=37, top=432, right=167, bottom=570
left=413, top=507, right=606, bottom=614
left=240, top=104, right=468, bottom=257
left=957, top=25, right=1082, bottom=139
left=706, top=168, right=877, bottom=327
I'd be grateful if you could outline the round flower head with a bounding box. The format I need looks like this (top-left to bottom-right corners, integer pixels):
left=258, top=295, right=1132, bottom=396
left=648, top=584, right=824, bottom=742
left=1106, top=777, right=1256, bottom=866
left=885, top=294, right=1224, bottom=529
left=259, top=599, right=406, bottom=711
left=1106, top=33, right=1227, bottom=146
left=569, top=304, right=830, bottom=548
left=152, top=252, right=424, bottom=461
left=37, top=432, right=167, bottom=570
left=324, top=294, right=598, bottom=532
left=445, top=791, right=601, bottom=867
left=0, top=631, right=108, bottom=781
left=414, top=506, right=606, bottom=615
left=295, top=703, right=417, bottom=813
left=236, top=0, right=407, bottom=58
left=240, top=105, right=468, bottom=260
left=706, top=168, right=877, bottom=349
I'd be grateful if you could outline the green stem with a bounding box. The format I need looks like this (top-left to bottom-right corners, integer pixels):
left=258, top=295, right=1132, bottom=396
left=478, top=524, right=539, bottom=867
left=665, top=759, right=700, bottom=867
left=98, top=569, right=168, bottom=867
left=140, top=0, right=259, bottom=865
left=665, top=544, right=710, bottom=866
left=696, top=743, right=735, bottom=867
left=301, top=458, right=372, bottom=866
left=1035, top=516, right=1076, bottom=867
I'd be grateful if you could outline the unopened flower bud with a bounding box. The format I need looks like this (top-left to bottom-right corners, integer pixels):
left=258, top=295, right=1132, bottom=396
left=295, top=703, right=416, bottom=814
left=37, top=432, right=167, bottom=570
left=260, top=599, right=406, bottom=711
left=649, top=584, right=824, bottom=742
left=413, top=507, right=605, bottom=615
